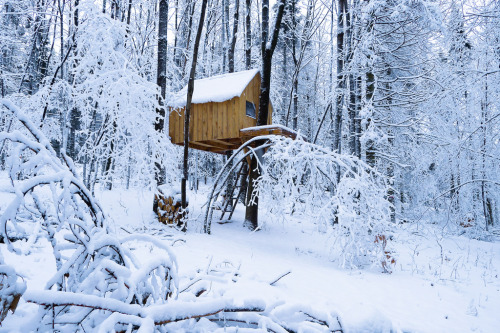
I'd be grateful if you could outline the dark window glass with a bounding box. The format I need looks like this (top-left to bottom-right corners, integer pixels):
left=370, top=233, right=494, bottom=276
left=246, top=101, right=256, bottom=118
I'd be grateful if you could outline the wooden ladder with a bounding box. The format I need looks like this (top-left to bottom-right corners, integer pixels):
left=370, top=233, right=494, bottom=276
left=219, top=163, right=247, bottom=222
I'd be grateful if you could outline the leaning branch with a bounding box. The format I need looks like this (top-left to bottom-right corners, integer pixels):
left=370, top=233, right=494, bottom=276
left=25, top=290, right=268, bottom=326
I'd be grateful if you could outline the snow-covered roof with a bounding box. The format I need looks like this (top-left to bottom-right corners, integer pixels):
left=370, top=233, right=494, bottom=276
left=168, top=68, right=259, bottom=108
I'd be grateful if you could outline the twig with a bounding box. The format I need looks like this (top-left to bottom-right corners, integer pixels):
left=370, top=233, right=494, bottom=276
left=171, top=238, right=186, bottom=246
left=270, top=270, right=291, bottom=286
left=120, top=227, right=132, bottom=234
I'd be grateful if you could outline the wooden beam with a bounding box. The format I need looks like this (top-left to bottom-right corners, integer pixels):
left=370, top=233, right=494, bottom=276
left=196, top=140, right=232, bottom=150
left=240, top=127, right=293, bottom=139
left=173, top=141, right=227, bottom=154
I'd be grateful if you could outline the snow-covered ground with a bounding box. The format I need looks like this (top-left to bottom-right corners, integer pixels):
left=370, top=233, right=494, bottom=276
left=2, top=183, right=500, bottom=332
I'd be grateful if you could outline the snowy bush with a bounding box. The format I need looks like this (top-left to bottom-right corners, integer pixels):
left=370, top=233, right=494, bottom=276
left=6, top=2, right=176, bottom=191
left=70, top=8, right=175, bottom=189
left=258, top=136, right=393, bottom=269
left=204, top=135, right=393, bottom=270
left=0, top=99, right=177, bottom=330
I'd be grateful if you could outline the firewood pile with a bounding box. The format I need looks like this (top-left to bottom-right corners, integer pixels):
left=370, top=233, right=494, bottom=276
left=154, top=186, right=187, bottom=225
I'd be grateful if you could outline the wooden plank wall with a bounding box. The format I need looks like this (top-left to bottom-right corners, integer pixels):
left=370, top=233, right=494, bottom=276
left=168, top=71, right=273, bottom=146
left=239, top=72, right=273, bottom=130
left=241, top=74, right=257, bottom=129
left=169, top=108, right=182, bottom=144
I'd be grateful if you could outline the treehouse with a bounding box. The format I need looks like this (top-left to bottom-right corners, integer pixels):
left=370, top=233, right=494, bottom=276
left=168, top=68, right=295, bottom=154
left=162, top=69, right=301, bottom=228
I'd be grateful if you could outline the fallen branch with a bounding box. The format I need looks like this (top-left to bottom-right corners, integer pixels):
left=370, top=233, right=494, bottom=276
left=24, top=290, right=268, bottom=326
left=270, top=270, right=291, bottom=286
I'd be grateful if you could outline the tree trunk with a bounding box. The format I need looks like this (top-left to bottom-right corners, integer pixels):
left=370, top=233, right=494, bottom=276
left=126, top=0, right=133, bottom=26
left=348, top=73, right=356, bottom=156
left=155, top=0, right=168, bottom=186
left=292, top=77, right=298, bottom=130
left=240, top=0, right=252, bottom=204
left=228, top=0, right=240, bottom=73
left=346, top=0, right=355, bottom=156
left=104, top=120, right=117, bottom=190
left=332, top=0, right=345, bottom=161
left=290, top=0, right=298, bottom=131
left=365, top=71, right=375, bottom=168
left=182, top=0, right=209, bottom=230
left=181, top=2, right=196, bottom=79
left=355, top=75, right=361, bottom=158
left=222, top=0, right=228, bottom=71
left=245, top=0, right=286, bottom=230
left=67, top=0, right=80, bottom=160
left=481, top=71, right=493, bottom=229
left=245, top=0, right=252, bottom=69
left=58, top=0, right=64, bottom=80
left=225, top=0, right=240, bottom=210
left=244, top=153, right=260, bottom=229
left=346, top=1, right=361, bottom=159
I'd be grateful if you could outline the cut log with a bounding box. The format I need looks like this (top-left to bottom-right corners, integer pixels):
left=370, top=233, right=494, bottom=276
left=154, top=186, right=188, bottom=226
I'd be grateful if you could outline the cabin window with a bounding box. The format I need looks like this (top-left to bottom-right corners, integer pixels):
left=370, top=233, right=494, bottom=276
left=246, top=101, right=256, bottom=118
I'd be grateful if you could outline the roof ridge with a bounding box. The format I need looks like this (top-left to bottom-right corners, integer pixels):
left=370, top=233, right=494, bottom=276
left=167, top=68, right=260, bottom=108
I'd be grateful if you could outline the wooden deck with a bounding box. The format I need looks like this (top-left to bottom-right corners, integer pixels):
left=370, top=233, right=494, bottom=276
left=172, top=125, right=300, bottom=154
left=239, top=125, right=299, bottom=143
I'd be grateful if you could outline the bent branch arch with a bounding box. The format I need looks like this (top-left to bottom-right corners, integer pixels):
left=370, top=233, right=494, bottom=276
left=203, top=136, right=275, bottom=234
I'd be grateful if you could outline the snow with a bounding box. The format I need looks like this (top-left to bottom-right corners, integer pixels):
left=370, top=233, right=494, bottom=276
left=157, top=185, right=183, bottom=203
left=24, top=290, right=144, bottom=315
left=0, top=264, right=26, bottom=301
left=1, top=179, right=500, bottom=332
left=168, top=68, right=260, bottom=108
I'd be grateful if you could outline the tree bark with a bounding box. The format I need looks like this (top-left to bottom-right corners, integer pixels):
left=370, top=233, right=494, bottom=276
left=67, top=0, right=80, bottom=160
left=346, top=1, right=361, bottom=158
left=245, top=0, right=286, bottom=230
left=256, top=0, right=286, bottom=126
left=481, top=71, right=493, bottom=229
left=245, top=0, right=252, bottom=69
left=126, top=0, right=133, bottom=25
left=182, top=0, right=209, bottom=229
left=155, top=0, right=168, bottom=186
left=222, top=0, right=228, bottom=71
left=228, top=0, right=240, bottom=73
left=365, top=73, right=375, bottom=167
left=244, top=154, right=259, bottom=228
left=332, top=0, right=345, bottom=163
left=225, top=1, right=240, bottom=211
left=290, top=0, right=298, bottom=131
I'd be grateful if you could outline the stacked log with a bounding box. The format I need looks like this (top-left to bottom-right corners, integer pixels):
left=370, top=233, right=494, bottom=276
left=154, top=186, right=187, bottom=225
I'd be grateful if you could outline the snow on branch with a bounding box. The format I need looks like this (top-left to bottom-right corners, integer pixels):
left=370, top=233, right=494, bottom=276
left=258, top=136, right=393, bottom=269
left=0, top=99, right=177, bottom=330
left=0, top=100, right=343, bottom=331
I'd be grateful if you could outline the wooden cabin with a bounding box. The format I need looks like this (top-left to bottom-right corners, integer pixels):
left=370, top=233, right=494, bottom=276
left=168, top=69, right=274, bottom=153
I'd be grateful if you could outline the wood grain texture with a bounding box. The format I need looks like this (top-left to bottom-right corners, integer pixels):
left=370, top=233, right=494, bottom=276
left=168, top=71, right=273, bottom=150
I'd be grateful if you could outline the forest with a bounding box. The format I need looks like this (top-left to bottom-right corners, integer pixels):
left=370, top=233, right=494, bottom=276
left=0, top=0, right=499, bottom=332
